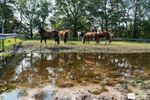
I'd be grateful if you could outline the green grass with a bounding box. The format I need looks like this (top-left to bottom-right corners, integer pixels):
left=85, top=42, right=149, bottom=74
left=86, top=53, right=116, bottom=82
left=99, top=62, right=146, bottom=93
left=22, top=39, right=150, bottom=47
left=0, top=39, right=150, bottom=53
left=112, top=41, right=150, bottom=46
left=0, top=38, right=23, bottom=51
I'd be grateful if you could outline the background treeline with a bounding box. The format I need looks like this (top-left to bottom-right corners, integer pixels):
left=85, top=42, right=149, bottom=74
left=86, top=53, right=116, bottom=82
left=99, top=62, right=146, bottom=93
left=0, top=0, right=150, bottom=39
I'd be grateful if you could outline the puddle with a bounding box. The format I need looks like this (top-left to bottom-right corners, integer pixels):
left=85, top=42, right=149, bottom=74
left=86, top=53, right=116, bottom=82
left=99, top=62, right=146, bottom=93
left=0, top=52, right=150, bottom=100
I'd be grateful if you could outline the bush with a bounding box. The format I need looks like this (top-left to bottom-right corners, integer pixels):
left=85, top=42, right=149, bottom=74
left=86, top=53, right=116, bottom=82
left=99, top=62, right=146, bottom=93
left=139, top=32, right=150, bottom=39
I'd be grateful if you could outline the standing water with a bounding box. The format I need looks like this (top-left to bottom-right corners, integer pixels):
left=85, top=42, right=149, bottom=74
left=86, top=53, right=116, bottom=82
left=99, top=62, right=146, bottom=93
left=0, top=53, right=150, bottom=100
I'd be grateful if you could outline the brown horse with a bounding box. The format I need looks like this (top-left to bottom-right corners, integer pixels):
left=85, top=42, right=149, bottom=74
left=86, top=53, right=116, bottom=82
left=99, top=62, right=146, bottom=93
left=83, top=32, right=97, bottom=44
left=96, top=31, right=112, bottom=44
left=38, top=26, right=59, bottom=46
left=59, top=30, right=69, bottom=44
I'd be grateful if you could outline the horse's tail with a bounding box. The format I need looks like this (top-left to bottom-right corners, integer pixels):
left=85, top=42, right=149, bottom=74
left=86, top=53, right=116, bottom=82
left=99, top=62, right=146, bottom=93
left=64, top=32, right=68, bottom=44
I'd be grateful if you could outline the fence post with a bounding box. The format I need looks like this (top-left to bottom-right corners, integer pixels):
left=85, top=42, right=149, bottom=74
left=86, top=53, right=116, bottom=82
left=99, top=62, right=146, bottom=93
left=0, top=40, right=1, bottom=49
left=2, top=26, right=4, bottom=51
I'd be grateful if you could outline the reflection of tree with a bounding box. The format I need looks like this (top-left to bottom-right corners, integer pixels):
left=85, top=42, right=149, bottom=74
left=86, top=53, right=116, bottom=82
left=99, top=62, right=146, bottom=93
left=0, top=54, right=15, bottom=76
left=0, top=53, right=150, bottom=92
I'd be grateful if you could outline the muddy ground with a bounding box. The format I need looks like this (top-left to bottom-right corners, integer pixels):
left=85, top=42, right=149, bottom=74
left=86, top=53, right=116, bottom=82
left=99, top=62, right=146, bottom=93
left=2, top=41, right=150, bottom=100
left=9, top=41, right=150, bottom=53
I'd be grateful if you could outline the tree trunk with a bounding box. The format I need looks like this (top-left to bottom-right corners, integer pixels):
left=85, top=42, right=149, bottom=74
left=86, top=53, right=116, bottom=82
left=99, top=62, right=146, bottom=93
left=101, top=18, right=104, bottom=31
left=104, top=0, right=108, bottom=31
left=73, top=18, right=77, bottom=37
left=30, top=27, right=33, bottom=38
left=73, top=25, right=77, bottom=37
left=132, top=0, right=138, bottom=38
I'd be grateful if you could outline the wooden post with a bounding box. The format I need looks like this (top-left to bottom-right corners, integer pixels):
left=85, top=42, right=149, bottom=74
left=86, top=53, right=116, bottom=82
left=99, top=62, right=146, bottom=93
left=2, top=39, right=4, bottom=51
left=0, top=40, right=1, bottom=49
left=2, top=26, right=4, bottom=51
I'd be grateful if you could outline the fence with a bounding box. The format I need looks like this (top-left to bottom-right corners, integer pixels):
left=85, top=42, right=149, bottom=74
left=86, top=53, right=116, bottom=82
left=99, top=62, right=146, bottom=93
left=113, top=38, right=150, bottom=42
left=0, top=33, right=17, bottom=51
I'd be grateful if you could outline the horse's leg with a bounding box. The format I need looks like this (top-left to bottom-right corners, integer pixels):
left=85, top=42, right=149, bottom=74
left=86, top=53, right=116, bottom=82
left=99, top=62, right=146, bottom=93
left=96, top=38, right=99, bottom=45
left=40, top=38, right=43, bottom=48
left=87, top=38, right=90, bottom=44
left=105, top=37, right=109, bottom=45
left=44, top=38, right=47, bottom=47
left=64, top=32, right=68, bottom=44
left=55, top=36, right=59, bottom=47
left=105, top=40, right=108, bottom=45
left=85, top=38, right=87, bottom=44
left=83, top=37, right=85, bottom=44
left=64, top=36, right=66, bottom=44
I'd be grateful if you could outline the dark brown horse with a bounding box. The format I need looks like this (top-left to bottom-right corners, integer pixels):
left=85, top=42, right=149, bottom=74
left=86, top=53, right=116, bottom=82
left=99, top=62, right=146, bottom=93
left=38, top=26, right=59, bottom=46
left=58, top=30, right=69, bottom=44
left=96, top=31, right=112, bottom=44
left=83, top=32, right=97, bottom=44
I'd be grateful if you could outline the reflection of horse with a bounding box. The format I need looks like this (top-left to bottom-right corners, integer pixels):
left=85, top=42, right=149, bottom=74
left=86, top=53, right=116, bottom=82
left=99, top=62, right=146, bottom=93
left=77, top=31, right=84, bottom=41
left=83, top=32, right=97, bottom=44
left=38, top=26, right=59, bottom=46
left=59, top=30, right=69, bottom=44
left=96, top=31, right=112, bottom=44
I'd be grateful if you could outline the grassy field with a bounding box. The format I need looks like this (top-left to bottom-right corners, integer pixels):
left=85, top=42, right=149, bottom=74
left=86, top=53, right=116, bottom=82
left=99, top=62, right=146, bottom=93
left=0, top=38, right=23, bottom=51
left=0, top=39, right=150, bottom=53
left=23, top=39, right=150, bottom=47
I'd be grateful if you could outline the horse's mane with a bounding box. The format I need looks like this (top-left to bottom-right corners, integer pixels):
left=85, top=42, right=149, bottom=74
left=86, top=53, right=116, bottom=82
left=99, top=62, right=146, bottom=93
left=38, top=26, right=46, bottom=34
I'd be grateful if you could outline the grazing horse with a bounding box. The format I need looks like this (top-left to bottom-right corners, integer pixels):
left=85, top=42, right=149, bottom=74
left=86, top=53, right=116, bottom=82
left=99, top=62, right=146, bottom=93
left=96, top=31, right=112, bottom=44
left=59, top=30, right=69, bottom=44
left=77, top=31, right=84, bottom=41
left=38, top=26, right=59, bottom=46
left=83, top=32, right=97, bottom=44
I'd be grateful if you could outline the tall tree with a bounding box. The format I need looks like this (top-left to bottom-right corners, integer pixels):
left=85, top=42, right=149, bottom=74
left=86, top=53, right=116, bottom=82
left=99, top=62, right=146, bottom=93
left=53, top=0, right=90, bottom=36
left=16, top=0, right=52, bottom=37
left=36, top=0, right=52, bottom=27
left=0, top=0, right=15, bottom=33
left=16, top=0, right=39, bottom=37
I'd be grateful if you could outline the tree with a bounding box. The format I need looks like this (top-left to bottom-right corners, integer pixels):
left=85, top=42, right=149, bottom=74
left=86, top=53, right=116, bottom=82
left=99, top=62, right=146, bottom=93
left=16, top=0, right=52, bottom=37
left=36, top=0, right=52, bottom=27
left=53, top=0, right=90, bottom=36
left=0, top=0, right=15, bottom=33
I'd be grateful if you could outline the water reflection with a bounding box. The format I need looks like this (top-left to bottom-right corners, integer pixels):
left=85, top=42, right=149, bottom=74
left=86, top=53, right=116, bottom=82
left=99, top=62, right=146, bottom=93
left=0, top=53, right=150, bottom=98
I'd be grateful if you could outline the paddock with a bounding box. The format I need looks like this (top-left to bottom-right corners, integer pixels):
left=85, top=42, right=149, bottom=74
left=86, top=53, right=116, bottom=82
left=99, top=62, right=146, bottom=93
left=0, top=33, right=17, bottom=51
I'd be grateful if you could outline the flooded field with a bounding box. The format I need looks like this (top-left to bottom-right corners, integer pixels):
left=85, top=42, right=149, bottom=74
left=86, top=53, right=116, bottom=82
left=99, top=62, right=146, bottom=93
left=0, top=52, right=150, bottom=100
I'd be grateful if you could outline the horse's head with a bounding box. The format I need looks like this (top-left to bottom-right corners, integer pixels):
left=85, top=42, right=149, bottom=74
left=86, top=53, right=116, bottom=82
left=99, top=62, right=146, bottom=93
left=82, top=35, right=86, bottom=44
left=82, top=33, right=89, bottom=44
left=38, top=26, right=45, bottom=34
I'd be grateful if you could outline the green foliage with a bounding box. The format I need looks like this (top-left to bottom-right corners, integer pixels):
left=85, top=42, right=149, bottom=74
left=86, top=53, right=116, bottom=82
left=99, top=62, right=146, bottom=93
left=52, top=0, right=92, bottom=36
left=1, top=0, right=150, bottom=39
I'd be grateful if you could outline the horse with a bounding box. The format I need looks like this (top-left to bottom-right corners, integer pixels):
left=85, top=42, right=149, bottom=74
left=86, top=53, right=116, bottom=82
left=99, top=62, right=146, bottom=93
left=58, top=30, right=69, bottom=44
left=38, top=26, right=59, bottom=46
left=96, top=31, right=112, bottom=44
left=82, top=32, right=97, bottom=44
left=77, top=31, right=84, bottom=41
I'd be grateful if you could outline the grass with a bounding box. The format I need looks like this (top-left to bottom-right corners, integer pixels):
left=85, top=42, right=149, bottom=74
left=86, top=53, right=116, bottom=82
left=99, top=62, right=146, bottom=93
left=23, top=39, right=150, bottom=47
left=112, top=41, right=150, bottom=46
left=0, top=38, right=23, bottom=51
left=0, top=39, right=150, bottom=53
